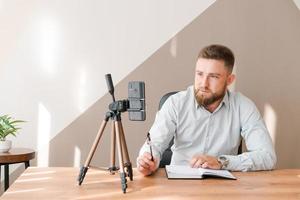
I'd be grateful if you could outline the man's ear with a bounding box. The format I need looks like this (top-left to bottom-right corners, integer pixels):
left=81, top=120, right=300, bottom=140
left=227, top=74, right=235, bottom=86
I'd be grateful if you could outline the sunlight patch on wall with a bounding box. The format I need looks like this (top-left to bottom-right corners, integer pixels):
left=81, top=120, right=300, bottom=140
left=293, top=0, right=300, bottom=10
left=37, top=17, right=61, bottom=74
left=227, top=66, right=237, bottom=92
left=37, top=103, right=51, bottom=167
left=74, top=146, right=81, bottom=167
left=263, top=103, right=277, bottom=144
left=170, top=37, right=178, bottom=57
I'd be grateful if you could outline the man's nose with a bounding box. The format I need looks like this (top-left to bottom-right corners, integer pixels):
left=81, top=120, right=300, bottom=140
left=200, top=76, right=209, bottom=88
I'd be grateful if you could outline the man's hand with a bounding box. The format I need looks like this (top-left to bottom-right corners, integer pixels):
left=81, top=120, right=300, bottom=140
left=190, top=154, right=221, bottom=169
left=137, top=152, right=158, bottom=176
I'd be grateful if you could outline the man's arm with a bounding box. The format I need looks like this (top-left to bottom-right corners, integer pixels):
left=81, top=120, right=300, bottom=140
left=221, top=97, right=277, bottom=171
left=137, top=96, right=177, bottom=175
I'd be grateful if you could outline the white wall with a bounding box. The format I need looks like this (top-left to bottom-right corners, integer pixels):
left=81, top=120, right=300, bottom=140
left=0, top=0, right=215, bottom=167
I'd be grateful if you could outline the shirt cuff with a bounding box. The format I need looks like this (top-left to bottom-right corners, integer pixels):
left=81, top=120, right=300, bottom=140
left=220, top=154, right=253, bottom=172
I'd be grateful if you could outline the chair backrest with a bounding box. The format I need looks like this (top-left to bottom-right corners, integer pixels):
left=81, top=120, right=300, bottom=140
left=158, top=91, right=179, bottom=110
left=158, top=92, right=178, bottom=168
left=157, top=91, right=243, bottom=168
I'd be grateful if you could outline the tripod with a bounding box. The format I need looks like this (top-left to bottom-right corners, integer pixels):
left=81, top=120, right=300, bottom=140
left=77, top=109, right=133, bottom=193
left=77, top=74, right=134, bottom=193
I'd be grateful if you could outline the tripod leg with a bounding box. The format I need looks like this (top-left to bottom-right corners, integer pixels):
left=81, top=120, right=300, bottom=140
left=118, top=121, right=133, bottom=181
left=78, top=119, right=108, bottom=185
left=109, top=121, right=118, bottom=174
left=115, top=121, right=127, bottom=193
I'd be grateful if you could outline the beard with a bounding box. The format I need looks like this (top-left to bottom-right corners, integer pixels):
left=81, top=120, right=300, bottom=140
left=194, top=85, right=227, bottom=107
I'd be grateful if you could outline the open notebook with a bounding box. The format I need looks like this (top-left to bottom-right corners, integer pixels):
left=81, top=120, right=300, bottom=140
left=165, top=165, right=236, bottom=180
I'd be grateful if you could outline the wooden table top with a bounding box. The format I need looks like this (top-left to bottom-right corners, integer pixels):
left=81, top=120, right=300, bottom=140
left=1, top=167, right=300, bottom=200
left=0, top=148, right=35, bottom=164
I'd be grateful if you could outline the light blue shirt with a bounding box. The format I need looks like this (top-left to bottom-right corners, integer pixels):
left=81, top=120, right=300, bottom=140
left=138, top=86, right=276, bottom=171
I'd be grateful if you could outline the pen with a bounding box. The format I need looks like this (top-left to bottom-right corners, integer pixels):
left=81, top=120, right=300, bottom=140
left=147, top=132, right=154, bottom=161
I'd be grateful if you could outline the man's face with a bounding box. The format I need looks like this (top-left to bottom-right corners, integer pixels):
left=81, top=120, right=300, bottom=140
left=194, top=58, right=235, bottom=107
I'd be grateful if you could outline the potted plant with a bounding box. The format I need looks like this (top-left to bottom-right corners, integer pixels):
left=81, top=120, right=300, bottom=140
left=0, top=115, right=25, bottom=153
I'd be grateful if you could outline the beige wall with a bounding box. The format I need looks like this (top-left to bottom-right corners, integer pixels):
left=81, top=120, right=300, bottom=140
left=50, top=0, right=300, bottom=169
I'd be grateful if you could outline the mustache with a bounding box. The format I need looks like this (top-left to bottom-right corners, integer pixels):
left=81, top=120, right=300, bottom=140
left=194, top=87, right=211, bottom=94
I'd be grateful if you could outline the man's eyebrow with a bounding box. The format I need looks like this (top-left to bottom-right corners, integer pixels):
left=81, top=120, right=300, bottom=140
left=195, top=71, right=221, bottom=76
left=208, top=73, right=221, bottom=76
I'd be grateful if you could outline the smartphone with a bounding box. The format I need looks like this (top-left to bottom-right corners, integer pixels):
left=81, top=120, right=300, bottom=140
left=128, top=81, right=146, bottom=121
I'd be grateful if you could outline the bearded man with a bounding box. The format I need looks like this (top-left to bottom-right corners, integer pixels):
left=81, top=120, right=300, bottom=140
left=137, top=44, right=276, bottom=176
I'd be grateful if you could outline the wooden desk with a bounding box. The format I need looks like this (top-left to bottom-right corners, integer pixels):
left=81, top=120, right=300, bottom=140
left=0, top=148, right=35, bottom=191
left=1, top=168, right=300, bottom=199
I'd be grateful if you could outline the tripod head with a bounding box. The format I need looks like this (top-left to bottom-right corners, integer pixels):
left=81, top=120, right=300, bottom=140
left=105, top=74, right=146, bottom=121
left=105, top=74, right=116, bottom=102
left=108, top=100, right=129, bottom=113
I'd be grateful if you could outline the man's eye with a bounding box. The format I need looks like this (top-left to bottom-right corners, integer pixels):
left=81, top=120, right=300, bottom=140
left=211, top=75, right=219, bottom=79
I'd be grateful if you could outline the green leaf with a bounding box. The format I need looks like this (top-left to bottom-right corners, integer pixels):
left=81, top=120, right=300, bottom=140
left=11, top=120, right=23, bottom=124
left=0, top=114, right=26, bottom=139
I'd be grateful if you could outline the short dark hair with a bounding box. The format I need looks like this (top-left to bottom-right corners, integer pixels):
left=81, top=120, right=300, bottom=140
left=198, top=44, right=235, bottom=73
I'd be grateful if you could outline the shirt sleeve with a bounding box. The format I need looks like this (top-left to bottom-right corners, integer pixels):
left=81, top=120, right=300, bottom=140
left=221, top=96, right=277, bottom=171
left=137, top=96, right=177, bottom=169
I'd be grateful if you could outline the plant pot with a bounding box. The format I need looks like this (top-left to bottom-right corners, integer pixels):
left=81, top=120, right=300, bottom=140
left=0, top=140, right=12, bottom=153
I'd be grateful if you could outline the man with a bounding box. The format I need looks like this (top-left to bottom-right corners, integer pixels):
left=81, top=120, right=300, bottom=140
left=137, top=44, right=276, bottom=176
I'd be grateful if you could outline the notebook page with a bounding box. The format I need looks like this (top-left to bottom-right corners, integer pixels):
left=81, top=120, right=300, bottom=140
left=165, top=165, right=201, bottom=176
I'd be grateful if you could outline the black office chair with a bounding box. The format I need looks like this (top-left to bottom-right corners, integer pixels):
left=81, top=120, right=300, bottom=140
left=157, top=91, right=243, bottom=168
left=158, top=91, right=178, bottom=168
